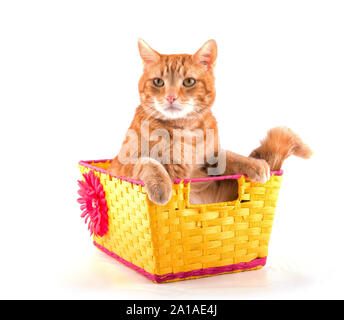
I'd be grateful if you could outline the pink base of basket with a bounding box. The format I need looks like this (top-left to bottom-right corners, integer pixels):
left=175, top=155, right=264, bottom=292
left=93, top=241, right=267, bottom=283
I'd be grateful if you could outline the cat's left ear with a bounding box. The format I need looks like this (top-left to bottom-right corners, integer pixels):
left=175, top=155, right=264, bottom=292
left=138, top=39, right=160, bottom=65
left=193, top=39, right=217, bottom=69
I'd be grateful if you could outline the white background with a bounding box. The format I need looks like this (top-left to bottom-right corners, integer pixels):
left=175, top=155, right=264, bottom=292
left=0, top=0, right=343, bottom=299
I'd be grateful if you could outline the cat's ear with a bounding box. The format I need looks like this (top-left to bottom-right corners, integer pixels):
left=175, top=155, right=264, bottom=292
left=193, top=39, right=217, bottom=69
left=138, top=39, right=160, bottom=65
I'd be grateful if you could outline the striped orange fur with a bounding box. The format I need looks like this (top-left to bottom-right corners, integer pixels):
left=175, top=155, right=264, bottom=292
left=109, top=40, right=311, bottom=205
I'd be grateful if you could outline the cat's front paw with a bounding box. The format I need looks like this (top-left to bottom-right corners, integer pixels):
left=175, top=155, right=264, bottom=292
left=145, top=178, right=172, bottom=205
left=246, top=158, right=271, bottom=184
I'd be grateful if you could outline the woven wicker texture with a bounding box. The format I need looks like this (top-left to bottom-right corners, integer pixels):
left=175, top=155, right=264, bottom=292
left=79, top=160, right=282, bottom=282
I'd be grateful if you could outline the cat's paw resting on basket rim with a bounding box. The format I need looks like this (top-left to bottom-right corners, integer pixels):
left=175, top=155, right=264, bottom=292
left=245, top=158, right=271, bottom=184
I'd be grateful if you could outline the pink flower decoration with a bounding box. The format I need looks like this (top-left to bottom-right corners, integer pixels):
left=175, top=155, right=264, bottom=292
left=77, top=171, right=109, bottom=237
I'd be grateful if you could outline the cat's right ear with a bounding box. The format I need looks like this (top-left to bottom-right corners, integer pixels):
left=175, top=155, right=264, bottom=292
left=138, top=39, right=160, bottom=65
left=193, top=39, right=217, bottom=70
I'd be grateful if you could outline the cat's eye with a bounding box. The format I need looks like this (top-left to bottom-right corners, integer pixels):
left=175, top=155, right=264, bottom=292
left=183, top=78, right=196, bottom=87
left=153, top=78, right=164, bottom=87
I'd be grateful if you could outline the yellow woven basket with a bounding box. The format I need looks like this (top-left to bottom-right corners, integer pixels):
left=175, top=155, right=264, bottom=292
left=78, top=159, right=283, bottom=283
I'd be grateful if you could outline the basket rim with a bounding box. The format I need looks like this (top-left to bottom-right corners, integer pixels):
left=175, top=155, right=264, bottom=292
left=79, top=159, right=283, bottom=186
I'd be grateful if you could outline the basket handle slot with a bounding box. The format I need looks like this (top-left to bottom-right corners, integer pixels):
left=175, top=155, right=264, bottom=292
left=183, top=175, right=247, bottom=208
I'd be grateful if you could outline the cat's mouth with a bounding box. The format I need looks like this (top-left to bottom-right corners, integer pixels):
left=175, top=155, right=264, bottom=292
left=164, top=104, right=182, bottom=112
left=153, top=99, right=195, bottom=120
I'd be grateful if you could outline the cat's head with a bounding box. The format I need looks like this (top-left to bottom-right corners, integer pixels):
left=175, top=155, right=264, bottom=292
left=138, top=39, right=217, bottom=120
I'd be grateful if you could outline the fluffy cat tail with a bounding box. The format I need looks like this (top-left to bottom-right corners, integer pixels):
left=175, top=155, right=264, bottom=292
left=249, top=126, right=313, bottom=171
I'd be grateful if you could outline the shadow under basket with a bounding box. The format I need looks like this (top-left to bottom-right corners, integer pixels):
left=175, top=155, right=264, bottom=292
left=78, top=159, right=283, bottom=283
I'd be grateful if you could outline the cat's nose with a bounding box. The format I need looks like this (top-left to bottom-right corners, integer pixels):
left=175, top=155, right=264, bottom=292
left=166, top=94, right=177, bottom=104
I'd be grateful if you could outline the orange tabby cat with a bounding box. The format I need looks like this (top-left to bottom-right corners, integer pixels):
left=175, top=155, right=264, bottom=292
left=108, top=39, right=312, bottom=205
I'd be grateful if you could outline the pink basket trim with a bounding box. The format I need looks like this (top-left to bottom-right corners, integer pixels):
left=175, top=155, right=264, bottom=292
left=79, top=160, right=144, bottom=186
left=80, top=159, right=283, bottom=187
left=93, top=241, right=267, bottom=283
